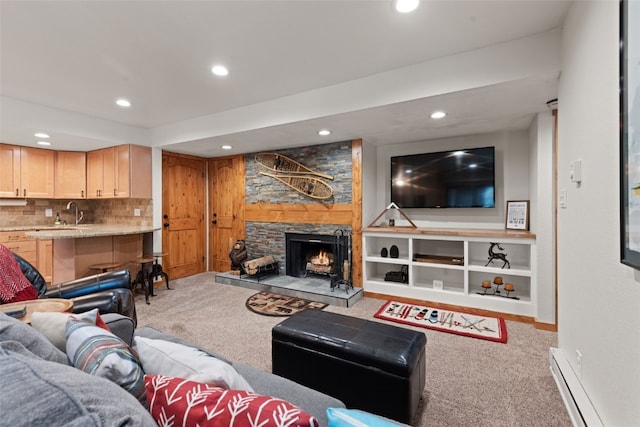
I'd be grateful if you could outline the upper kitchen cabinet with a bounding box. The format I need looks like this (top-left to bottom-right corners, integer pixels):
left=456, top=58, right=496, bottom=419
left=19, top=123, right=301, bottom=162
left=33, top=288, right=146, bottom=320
left=87, top=144, right=151, bottom=199
left=55, top=150, right=86, bottom=199
left=0, top=144, right=54, bottom=198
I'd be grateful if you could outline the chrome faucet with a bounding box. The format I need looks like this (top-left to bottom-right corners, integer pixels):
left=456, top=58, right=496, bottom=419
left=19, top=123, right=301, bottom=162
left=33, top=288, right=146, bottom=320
left=66, top=201, right=84, bottom=225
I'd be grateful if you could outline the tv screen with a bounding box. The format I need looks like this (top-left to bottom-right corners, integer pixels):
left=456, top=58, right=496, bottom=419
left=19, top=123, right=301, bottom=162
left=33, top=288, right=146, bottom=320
left=391, top=146, right=495, bottom=208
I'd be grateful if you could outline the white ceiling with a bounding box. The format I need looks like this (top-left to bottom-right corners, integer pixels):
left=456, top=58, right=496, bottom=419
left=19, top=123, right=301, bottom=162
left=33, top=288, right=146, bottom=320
left=0, top=0, right=571, bottom=157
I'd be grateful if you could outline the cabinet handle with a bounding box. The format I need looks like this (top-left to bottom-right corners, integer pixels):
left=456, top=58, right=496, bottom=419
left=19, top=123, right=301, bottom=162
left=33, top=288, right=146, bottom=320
left=114, top=188, right=117, bottom=196
left=23, top=189, right=26, bottom=197
left=81, top=190, right=84, bottom=198
left=15, top=188, right=18, bottom=196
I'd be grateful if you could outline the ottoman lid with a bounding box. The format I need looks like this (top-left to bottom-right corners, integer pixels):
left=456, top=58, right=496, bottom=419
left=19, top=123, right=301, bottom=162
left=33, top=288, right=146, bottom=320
left=272, top=309, right=426, bottom=377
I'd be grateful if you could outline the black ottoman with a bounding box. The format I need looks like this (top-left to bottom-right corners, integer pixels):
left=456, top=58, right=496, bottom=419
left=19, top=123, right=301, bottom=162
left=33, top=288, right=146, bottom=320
left=272, top=309, right=426, bottom=424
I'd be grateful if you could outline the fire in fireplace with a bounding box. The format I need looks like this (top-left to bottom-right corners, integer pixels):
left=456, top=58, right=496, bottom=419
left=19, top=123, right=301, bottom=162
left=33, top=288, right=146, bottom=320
left=285, top=232, right=348, bottom=280
left=306, top=250, right=334, bottom=276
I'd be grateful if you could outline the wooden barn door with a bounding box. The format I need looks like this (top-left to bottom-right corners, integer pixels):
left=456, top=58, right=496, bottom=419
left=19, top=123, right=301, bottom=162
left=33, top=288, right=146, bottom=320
left=162, top=152, right=206, bottom=279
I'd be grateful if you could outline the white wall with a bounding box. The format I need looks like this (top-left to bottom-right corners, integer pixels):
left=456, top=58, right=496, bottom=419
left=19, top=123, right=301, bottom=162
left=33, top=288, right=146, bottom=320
left=557, top=1, right=640, bottom=424
left=530, top=112, right=556, bottom=324
left=375, top=130, right=530, bottom=229
left=361, top=140, right=379, bottom=227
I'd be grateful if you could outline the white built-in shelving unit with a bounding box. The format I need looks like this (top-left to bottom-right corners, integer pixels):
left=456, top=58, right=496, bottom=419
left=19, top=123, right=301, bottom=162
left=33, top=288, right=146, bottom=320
left=362, top=227, right=537, bottom=318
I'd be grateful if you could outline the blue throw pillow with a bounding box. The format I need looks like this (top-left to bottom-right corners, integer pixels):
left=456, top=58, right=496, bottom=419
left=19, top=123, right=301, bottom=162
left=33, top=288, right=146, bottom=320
left=326, top=408, right=407, bottom=427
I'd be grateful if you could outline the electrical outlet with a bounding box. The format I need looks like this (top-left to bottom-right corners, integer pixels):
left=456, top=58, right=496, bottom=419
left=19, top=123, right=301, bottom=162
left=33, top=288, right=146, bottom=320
left=134, top=208, right=141, bottom=217
left=559, top=189, right=567, bottom=209
left=433, top=279, right=444, bottom=290
left=45, top=208, right=53, bottom=217
left=575, top=349, right=582, bottom=378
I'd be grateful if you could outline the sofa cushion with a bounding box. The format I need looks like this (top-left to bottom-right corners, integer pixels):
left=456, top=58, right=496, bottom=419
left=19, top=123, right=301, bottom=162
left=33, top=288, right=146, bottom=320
left=0, top=312, right=68, bottom=365
left=135, top=326, right=232, bottom=365
left=145, top=375, right=319, bottom=427
left=31, top=308, right=110, bottom=351
left=0, top=340, right=156, bottom=426
left=234, top=362, right=345, bottom=426
left=66, top=317, right=146, bottom=405
left=134, top=336, right=253, bottom=391
left=0, top=244, right=38, bottom=303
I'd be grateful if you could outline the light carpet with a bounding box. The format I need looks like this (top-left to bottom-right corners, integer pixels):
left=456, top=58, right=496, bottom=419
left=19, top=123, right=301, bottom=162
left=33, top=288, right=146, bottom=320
left=136, top=272, right=571, bottom=427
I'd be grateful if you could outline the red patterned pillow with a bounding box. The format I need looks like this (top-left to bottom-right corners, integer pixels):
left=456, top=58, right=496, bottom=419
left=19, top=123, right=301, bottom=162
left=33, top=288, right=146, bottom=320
left=144, top=375, right=319, bottom=427
left=0, top=243, right=38, bottom=303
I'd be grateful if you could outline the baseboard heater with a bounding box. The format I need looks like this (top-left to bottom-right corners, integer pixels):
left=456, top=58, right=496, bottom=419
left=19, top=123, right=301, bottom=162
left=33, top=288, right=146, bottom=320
left=549, top=348, right=603, bottom=427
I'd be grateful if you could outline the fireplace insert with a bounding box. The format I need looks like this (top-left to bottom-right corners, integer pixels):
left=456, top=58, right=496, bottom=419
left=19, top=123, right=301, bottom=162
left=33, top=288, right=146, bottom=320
left=285, top=232, right=349, bottom=280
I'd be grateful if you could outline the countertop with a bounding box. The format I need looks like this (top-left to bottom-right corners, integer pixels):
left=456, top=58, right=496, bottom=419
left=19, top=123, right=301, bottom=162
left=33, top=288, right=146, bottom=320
left=0, top=224, right=160, bottom=239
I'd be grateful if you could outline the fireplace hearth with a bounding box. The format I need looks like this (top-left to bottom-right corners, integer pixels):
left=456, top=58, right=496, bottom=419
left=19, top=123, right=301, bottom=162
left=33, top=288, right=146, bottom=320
left=285, top=232, right=349, bottom=280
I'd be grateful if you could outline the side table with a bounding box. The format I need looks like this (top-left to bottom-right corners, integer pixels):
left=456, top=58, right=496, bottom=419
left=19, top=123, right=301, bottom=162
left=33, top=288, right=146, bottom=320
left=0, top=298, right=74, bottom=323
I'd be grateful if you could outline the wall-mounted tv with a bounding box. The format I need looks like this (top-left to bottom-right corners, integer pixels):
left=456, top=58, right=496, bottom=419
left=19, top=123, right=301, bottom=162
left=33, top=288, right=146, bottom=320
left=391, top=146, right=495, bottom=209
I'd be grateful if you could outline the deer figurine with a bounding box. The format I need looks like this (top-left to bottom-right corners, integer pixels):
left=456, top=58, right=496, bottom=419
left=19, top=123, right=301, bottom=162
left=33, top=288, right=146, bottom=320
left=485, top=242, right=510, bottom=269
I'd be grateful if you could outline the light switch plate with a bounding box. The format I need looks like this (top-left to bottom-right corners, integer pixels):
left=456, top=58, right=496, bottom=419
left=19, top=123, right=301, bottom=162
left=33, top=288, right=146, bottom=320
left=45, top=208, right=53, bottom=217
left=570, top=159, right=582, bottom=183
left=134, top=208, right=141, bottom=217
left=433, top=279, right=444, bottom=290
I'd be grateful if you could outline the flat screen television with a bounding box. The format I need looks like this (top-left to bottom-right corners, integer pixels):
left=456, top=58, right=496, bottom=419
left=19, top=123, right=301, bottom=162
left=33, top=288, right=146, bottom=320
left=391, top=146, right=495, bottom=208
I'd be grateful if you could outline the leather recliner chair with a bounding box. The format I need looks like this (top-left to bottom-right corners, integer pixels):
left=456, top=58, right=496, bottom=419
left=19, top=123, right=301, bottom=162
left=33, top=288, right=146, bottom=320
left=12, top=253, right=137, bottom=325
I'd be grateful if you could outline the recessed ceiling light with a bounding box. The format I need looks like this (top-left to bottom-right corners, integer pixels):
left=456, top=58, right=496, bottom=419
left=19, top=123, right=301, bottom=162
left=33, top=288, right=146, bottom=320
left=34, top=132, right=50, bottom=138
left=318, top=129, right=331, bottom=136
left=37, top=141, right=51, bottom=146
left=430, top=111, right=446, bottom=119
left=116, top=99, right=131, bottom=107
left=394, top=0, right=419, bottom=13
left=222, top=145, right=232, bottom=150
left=211, top=65, right=229, bottom=77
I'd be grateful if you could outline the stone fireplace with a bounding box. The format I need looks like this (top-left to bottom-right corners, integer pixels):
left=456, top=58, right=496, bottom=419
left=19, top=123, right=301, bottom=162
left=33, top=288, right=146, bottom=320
left=285, top=232, right=349, bottom=280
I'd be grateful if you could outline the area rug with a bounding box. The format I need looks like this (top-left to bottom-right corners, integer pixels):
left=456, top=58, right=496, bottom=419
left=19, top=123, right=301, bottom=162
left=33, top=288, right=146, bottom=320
left=374, top=300, right=507, bottom=343
left=245, top=291, right=328, bottom=317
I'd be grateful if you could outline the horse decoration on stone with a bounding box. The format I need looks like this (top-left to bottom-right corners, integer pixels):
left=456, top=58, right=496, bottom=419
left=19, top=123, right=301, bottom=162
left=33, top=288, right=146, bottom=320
left=485, top=242, right=510, bottom=269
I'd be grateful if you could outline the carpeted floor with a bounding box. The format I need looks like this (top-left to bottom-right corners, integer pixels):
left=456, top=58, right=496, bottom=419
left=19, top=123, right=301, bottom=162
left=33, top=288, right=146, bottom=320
left=136, top=272, right=572, bottom=427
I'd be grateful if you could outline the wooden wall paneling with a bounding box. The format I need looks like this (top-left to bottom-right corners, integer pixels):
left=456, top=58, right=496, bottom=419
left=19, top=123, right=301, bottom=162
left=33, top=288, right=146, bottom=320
left=244, top=203, right=353, bottom=224
left=73, top=236, right=113, bottom=278
left=351, top=139, right=363, bottom=287
left=113, top=234, right=143, bottom=276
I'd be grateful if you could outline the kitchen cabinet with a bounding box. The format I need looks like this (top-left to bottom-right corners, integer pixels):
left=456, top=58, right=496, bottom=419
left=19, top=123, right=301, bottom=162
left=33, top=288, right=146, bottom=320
left=0, top=144, right=55, bottom=198
left=0, top=231, right=52, bottom=285
left=87, top=144, right=151, bottom=199
left=55, top=151, right=86, bottom=199
left=37, top=239, right=53, bottom=285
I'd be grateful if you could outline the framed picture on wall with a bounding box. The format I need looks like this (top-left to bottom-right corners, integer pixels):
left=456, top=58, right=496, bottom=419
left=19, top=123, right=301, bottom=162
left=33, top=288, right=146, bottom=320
left=505, top=200, right=530, bottom=231
left=620, top=0, right=640, bottom=269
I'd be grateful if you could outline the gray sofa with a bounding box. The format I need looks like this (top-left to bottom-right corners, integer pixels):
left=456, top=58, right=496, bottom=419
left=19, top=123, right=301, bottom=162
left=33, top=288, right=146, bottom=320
left=0, top=312, right=344, bottom=426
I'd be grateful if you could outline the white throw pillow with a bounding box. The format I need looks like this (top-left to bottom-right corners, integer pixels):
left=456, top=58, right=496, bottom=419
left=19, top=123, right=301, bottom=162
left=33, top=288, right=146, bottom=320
left=31, top=308, right=104, bottom=351
left=134, top=336, right=253, bottom=392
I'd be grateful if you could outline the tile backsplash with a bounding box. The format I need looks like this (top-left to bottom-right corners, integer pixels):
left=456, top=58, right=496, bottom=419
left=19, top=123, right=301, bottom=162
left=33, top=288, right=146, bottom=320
left=0, top=198, right=152, bottom=227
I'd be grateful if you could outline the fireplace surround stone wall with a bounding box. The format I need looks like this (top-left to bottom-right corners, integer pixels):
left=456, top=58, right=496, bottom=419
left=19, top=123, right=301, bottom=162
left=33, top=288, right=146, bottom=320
left=243, top=141, right=355, bottom=277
